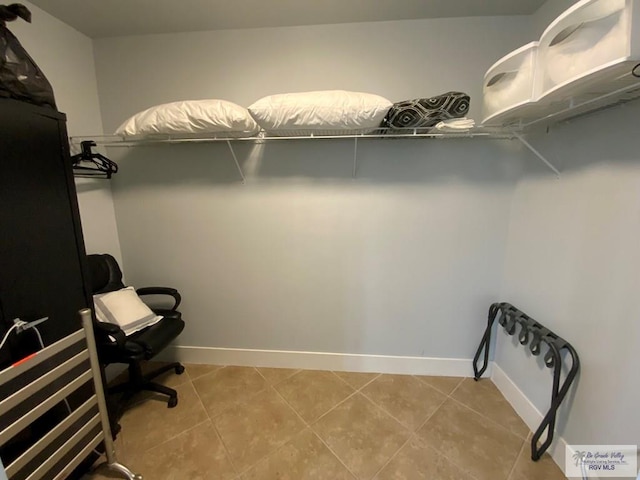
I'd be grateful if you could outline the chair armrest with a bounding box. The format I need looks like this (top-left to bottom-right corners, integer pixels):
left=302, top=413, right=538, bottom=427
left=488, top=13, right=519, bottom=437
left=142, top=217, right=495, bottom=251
left=93, top=322, right=147, bottom=360
left=94, top=322, right=126, bottom=347
left=136, top=287, right=181, bottom=311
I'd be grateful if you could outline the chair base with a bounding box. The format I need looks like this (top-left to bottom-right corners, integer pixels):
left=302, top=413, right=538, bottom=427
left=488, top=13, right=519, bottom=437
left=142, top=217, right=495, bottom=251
left=109, top=361, right=185, bottom=414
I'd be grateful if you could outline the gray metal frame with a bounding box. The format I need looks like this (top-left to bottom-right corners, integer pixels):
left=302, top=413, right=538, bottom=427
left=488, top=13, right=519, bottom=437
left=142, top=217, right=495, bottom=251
left=0, top=309, right=142, bottom=480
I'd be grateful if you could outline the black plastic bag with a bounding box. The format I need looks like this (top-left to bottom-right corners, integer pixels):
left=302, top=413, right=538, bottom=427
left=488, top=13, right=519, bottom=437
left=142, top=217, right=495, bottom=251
left=0, top=4, right=56, bottom=108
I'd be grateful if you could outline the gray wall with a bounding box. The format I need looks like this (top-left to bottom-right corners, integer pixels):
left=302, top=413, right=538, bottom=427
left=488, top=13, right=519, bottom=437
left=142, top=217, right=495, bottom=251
left=529, top=0, right=577, bottom=37
left=494, top=0, right=639, bottom=449
left=93, top=16, right=531, bottom=357
left=93, top=16, right=531, bottom=132
left=498, top=104, right=640, bottom=447
left=10, top=2, right=123, bottom=264
left=108, top=140, right=523, bottom=357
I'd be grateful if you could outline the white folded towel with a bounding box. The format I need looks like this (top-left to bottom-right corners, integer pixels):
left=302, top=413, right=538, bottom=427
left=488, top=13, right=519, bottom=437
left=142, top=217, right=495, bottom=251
left=434, top=118, right=476, bottom=131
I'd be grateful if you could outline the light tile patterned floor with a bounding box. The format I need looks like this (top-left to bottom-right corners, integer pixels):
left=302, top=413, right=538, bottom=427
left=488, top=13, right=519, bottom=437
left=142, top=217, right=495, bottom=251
left=85, top=363, right=567, bottom=480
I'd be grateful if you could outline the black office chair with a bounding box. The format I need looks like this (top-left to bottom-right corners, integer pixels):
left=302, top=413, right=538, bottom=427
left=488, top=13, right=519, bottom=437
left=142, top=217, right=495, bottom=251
left=87, top=254, right=185, bottom=410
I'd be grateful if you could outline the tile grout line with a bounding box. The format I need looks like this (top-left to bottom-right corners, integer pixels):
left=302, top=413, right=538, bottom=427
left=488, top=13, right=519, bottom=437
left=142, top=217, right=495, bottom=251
left=448, top=378, right=530, bottom=441
left=447, top=393, right=530, bottom=443
left=367, top=392, right=450, bottom=480
left=446, top=376, right=466, bottom=397
left=357, top=387, right=429, bottom=433
left=120, top=381, right=208, bottom=457
left=434, top=380, right=527, bottom=479
left=195, top=365, right=273, bottom=421
left=400, top=389, right=486, bottom=480
left=329, top=371, right=382, bottom=391
left=412, top=374, right=466, bottom=398
left=270, top=385, right=360, bottom=480
left=466, top=378, right=531, bottom=441
left=131, top=417, right=212, bottom=460
left=187, top=364, right=226, bottom=383
left=446, top=377, right=526, bottom=480
left=370, top=434, right=413, bottom=480
left=220, top=372, right=314, bottom=478
left=506, top=434, right=528, bottom=480
left=254, top=366, right=301, bottom=387
left=308, top=386, right=361, bottom=425
left=190, top=374, right=242, bottom=478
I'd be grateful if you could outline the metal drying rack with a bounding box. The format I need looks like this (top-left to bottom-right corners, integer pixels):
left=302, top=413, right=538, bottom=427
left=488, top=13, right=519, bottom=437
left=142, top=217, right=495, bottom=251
left=0, top=309, right=141, bottom=479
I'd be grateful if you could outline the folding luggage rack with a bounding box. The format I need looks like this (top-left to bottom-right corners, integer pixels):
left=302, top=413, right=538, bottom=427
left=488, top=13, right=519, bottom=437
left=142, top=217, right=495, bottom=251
left=473, top=302, right=580, bottom=461
left=0, top=309, right=141, bottom=480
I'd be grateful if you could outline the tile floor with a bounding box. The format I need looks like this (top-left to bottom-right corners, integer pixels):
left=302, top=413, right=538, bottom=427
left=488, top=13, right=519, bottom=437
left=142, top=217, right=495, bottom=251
left=85, top=363, right=567, bottom=480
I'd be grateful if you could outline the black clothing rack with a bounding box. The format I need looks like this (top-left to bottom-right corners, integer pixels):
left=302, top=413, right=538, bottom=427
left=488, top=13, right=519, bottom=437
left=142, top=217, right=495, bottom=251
left=472, top=302, right=580, bottom=461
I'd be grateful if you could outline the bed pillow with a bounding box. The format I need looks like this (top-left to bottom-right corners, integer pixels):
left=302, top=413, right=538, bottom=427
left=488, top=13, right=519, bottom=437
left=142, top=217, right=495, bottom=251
left=115, top=99, right=260, bottom=138
left=248, top=90, right=392, bottom=136
left=381, top=92, right=471, bottom=130
left=93, top=286, right=163, bottom=336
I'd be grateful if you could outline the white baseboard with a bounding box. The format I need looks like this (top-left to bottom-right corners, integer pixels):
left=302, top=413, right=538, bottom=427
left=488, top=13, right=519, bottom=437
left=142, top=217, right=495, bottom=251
left=491, top=364, right=583, bottom=479
left=157, top=345, right=484, bottom=377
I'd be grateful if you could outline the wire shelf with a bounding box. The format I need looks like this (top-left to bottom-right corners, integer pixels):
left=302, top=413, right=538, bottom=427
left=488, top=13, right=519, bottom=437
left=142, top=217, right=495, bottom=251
left=69, top=126, right=518, bottom=147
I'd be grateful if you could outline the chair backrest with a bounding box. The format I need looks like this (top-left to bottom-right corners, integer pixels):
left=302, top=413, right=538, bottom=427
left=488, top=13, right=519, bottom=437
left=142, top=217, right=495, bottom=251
left=87, top=254, right=126, bottom=294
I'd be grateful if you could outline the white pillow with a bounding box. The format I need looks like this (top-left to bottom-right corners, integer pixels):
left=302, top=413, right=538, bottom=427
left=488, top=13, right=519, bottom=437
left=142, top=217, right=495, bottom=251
left=115, top=99, right=260, bottom=138
left=248, top=90, right=392, bottom=136
left=93, top=287, right=163, bottom=336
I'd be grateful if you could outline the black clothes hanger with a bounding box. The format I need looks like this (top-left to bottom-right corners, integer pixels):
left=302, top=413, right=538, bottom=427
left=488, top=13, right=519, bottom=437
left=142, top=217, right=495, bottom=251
left=71, top=140, right=118, bottom=179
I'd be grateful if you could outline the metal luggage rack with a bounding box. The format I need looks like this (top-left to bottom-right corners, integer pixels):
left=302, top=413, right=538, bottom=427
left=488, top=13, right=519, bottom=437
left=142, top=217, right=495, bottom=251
left=472, top=302, right=580, bottom=461
left=0, top=309, right=141, bottom=480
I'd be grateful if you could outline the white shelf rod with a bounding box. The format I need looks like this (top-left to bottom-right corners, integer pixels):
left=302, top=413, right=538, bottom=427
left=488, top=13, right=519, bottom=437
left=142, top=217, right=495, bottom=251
left=226, top=140, right=246, bottom=184
left=514, top=133, right=560, bottom=178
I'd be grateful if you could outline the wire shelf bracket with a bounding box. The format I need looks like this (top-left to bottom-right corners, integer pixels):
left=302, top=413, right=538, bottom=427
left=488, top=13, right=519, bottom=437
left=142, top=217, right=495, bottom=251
left=513, top=133, right=560, bottom=178
left=225, top=140, right=246, bottom=184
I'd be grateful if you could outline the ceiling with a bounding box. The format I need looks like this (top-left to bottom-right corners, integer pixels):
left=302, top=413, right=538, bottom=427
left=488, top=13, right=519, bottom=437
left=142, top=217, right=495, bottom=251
left=29, top=0, right=547, bottom=38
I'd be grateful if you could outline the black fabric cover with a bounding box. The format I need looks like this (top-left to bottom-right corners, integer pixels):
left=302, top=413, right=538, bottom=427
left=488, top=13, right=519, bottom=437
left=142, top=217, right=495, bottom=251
left=0, top=4, right=57, bottom=108
left=382, top=92, right=470, bottom=129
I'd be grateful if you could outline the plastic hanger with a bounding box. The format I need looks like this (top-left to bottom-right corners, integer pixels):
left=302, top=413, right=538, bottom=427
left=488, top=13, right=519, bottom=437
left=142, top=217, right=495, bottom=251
left=71, top=140, right=118, bottom=179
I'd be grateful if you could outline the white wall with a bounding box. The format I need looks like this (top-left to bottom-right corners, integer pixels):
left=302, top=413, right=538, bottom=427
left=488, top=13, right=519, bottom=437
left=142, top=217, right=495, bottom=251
left=93, top=16, right=531, bottom=358
left=498, top=104, right=640, bottom=448
left=8, top=1, right=122, bottom=262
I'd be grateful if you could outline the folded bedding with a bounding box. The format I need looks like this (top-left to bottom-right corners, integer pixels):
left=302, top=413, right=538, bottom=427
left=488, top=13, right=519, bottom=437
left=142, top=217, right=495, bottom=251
left=248, top=90, right=392, bottom=136
left=434, top=118, right=476, bottom=131
left=115, top=99, right=260, bottom=137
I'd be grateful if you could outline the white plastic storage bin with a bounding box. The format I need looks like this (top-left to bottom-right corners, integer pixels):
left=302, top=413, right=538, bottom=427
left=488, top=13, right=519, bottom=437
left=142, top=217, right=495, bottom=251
left=482, top=42, right=539, bottom=126
left=538, top=0, right=640, bottom=102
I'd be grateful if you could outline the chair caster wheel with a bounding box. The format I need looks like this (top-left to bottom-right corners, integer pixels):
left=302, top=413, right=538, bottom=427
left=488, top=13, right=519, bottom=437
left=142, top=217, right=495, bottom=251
left=175, top=365, right=185, bottom=375
left=168, top=396, right=178, bottom=408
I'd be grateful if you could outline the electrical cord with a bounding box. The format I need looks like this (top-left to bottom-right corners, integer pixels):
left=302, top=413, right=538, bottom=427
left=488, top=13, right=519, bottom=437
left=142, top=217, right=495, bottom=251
left=632, top=63, right=640, bottom=78
left=4, top=321, right=104, bottom=457
left=0, top=324, right=19, bottom=352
